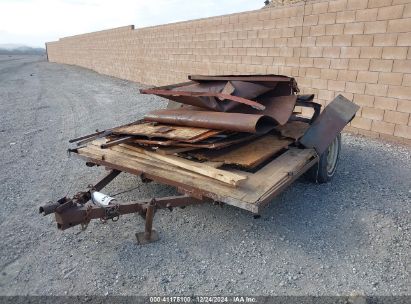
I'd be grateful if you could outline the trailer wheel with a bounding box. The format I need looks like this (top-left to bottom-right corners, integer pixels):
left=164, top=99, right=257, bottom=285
left=307, top=133, right=341, bottom=183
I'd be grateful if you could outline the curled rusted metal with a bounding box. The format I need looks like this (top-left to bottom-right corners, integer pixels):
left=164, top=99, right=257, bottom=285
left=140, top=74, right=302, bottom=134
left=233, top=95, right=298, bottom=125
left=140, top=74, right=299, bottom=113
left=144, top=109, right=277, bottom=134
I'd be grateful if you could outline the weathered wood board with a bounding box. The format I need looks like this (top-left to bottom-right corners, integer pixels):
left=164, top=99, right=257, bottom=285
left=129, top=133, right=259, bottom=149
left=76, top=142, right=316, bottom=213
left=112, top=121, right=222, bottom=142
left=189, top=134, right=293, bottom=169
left=275, top=121, right=310, bottom=140
left=116, top=143, right=247, bottom=186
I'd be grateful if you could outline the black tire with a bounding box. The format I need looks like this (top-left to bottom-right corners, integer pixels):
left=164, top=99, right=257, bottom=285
left=306, top=133, right=341, bottom=183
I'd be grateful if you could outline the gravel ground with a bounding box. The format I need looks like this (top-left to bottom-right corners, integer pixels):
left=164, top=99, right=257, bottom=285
left=0, top=55, right=410, bottom=297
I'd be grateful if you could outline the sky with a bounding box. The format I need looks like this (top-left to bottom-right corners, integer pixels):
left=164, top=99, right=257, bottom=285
left=0, top=0, right=263, bottom=48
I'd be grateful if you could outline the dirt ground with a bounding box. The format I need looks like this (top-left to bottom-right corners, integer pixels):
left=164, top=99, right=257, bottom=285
left=0, top=55, right=410, bottom=296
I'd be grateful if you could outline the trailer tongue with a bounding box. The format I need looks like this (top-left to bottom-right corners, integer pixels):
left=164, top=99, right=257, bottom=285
left=39, top=75, right=359, bottom=245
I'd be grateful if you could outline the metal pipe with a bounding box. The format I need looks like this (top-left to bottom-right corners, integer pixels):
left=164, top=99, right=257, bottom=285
left=100, top=136, right=134, bottom=149
left=39, top=201, right=61, bottom=215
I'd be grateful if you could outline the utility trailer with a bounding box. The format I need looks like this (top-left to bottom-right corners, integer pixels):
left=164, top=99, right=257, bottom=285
left=39, top=76, right=359, bottom=245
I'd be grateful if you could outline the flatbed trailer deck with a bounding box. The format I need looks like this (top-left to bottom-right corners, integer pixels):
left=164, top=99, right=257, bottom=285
left=75, top=142, right=317, bottom=214
left=39, top=81, right=358, bottom=245
left=41, top=139, right=318, bottom=245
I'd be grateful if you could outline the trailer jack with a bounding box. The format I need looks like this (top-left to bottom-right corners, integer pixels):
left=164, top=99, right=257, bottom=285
left=39, top=169, right=204, bottom=245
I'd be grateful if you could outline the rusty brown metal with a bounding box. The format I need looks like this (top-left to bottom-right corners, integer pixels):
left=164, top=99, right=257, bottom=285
left=174, top=81, right=273, bottom=101
left=69, top=120, right=145, bottom=146
left=69, top=130, right=107, bottom=143
left=140, top=88, right=266, bottom=110
left=144, top=109, right=277, bottom=134
left=39, top=169, right=121, bottom=215
left=188, top=75, right=300, bottom=93
left=260, top=95, right=297, bottom=125
left=54, top=201, right=144, bottom=230
left=101, top=136, right=134, bottom=149
left=228, top=81, right=272, bottom=100
left=233, top=95, right=298, bottom=125
left=49, top=195, right=203, bottom=231
left=140, top=75, right=300, bottom=113
left=300, top=94, right=360, bottom=154
left=136, top=202, right=158, bottom=244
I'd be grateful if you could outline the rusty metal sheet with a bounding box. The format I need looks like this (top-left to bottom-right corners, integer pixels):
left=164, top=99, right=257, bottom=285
left=188, top=75, right=300, bottom=93
left=235, top=95, right=297, bottom=125
left=299, top=94, right=359, bottom=154
left=169, top=80, right=273, bottom=110
left=171, top=81, right=226, bottom=93
left=168, top=95, right=297, bottom=126
left=144, top=110, right=277, bottom=134
left=140, top=88, right=265, bottom=110
left=229, top=81, right=273, bottom=100
left=261, top=95, right=297, bottom=125
left=140, top=75, right=300, bottom=112
left=112, top=121, right=223, bottom=142
left=175, top=80, right=273, bottom=100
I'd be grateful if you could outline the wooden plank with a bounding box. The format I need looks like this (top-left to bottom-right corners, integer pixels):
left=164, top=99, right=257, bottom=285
left=77, top=144, right=259, bottom=212
left=275, top=121, right=309, bottom=140
left=241, top=148, right=316, bottom=202
left=117, top=143, right=247, bottom=186
left=130, top=133, right=259, bottom=149
left=86, top=144, right=233, bottom=189
left=112, top=121, right=222, bottom=142
left=76, top=143, right=315, bottom=212
left=189, top=134, right=293, bottom=169
left=88, top=142, right=164, bottom=169
left=203, top=161, right=224, bottom=168
left=90, top=139, right=247, bottom=187
left=256, top=156, right=318, bottom=205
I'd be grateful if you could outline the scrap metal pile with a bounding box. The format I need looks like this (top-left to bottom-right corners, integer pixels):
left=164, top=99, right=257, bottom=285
left=41, top=74, right=360, bottom=243
left=68, top=74, right=357, bottom=187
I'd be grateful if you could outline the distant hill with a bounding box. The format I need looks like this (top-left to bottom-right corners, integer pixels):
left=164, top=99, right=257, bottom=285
left=0, top=44, right=45, bottom=55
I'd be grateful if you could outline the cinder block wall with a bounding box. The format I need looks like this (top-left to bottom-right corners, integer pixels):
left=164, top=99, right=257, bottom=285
left=46, top=0, right=411, bottom=144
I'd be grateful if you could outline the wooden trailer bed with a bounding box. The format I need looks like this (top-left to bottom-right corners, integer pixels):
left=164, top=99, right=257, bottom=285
left=75, top=140, right=318, bottom=214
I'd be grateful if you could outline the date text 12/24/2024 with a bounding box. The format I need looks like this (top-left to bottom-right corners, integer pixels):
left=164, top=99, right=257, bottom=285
left=149, top=296, right=257, bottom=303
